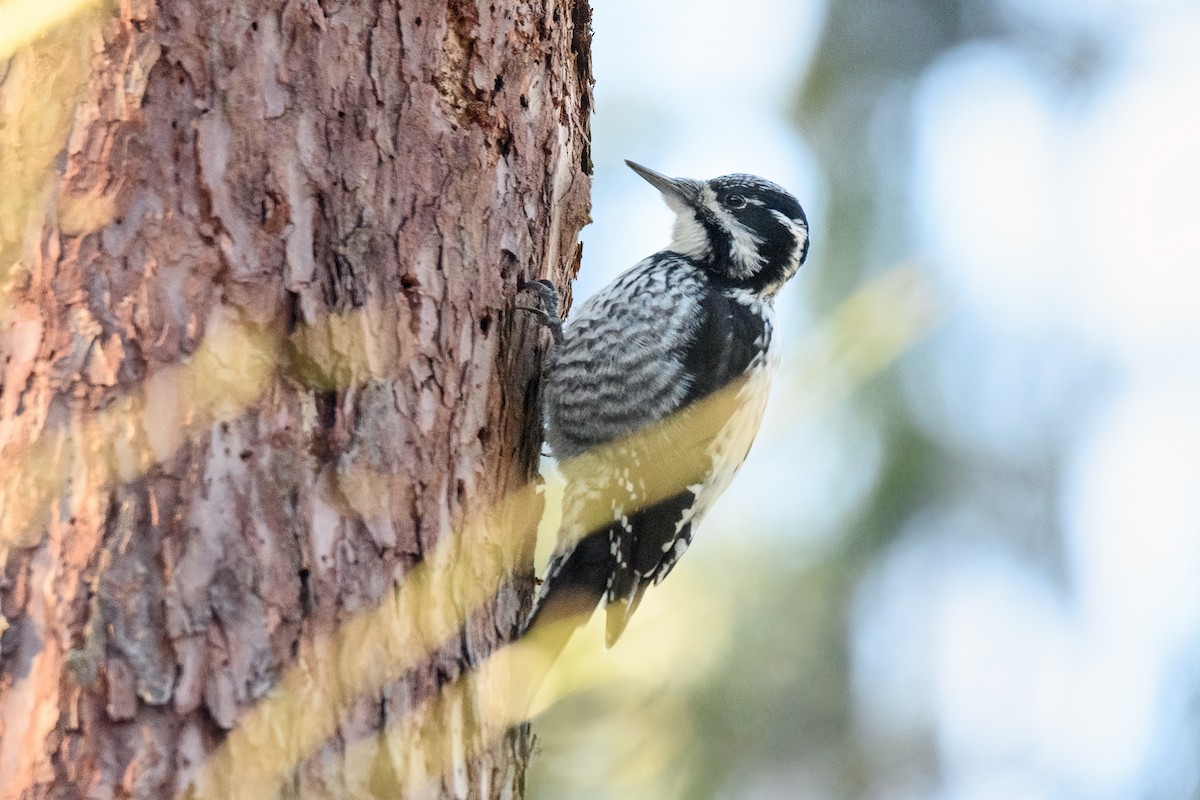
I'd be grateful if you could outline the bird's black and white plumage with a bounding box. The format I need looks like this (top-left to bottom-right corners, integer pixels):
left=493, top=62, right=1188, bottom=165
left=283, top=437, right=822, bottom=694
left=525, top=160, right=809, bottom=647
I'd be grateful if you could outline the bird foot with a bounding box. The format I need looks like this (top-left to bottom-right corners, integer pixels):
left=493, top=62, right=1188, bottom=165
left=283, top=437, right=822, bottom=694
left=518, top=278, right=564, bottom=344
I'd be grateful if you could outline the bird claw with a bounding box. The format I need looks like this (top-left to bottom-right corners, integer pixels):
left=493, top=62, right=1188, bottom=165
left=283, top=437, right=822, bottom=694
left=518, top=278, right=564, bottom=344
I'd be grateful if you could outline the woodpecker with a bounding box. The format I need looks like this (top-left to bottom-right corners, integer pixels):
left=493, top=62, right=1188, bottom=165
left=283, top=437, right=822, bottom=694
left=524, top=160, right=809, bottom=647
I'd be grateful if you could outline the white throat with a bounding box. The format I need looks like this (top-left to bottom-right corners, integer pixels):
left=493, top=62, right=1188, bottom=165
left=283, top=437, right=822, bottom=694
left=669, top=212, right=713, bottom=261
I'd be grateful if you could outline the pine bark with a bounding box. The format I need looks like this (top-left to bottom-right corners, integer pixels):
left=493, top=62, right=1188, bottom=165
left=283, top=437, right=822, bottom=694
left=0, top=0, right=591, bottom=797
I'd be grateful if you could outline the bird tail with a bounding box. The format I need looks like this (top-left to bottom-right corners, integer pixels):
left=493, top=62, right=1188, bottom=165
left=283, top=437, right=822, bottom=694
left=511, top=530, right=612, bottom=705
left=522, top=529, right=611, bottom=639
left=603, top=585, right=648, bottom=648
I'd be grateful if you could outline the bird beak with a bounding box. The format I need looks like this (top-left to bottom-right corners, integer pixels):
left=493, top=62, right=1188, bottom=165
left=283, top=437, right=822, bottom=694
left=625, top=160, right=701, bottom=210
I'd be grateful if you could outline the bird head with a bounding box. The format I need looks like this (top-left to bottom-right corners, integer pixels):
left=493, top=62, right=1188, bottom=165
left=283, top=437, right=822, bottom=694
left=626, top=160, right=809, bottom=298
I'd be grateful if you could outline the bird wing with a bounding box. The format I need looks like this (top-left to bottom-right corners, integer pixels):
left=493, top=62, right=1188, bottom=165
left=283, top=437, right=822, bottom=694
left=532, top=271, right=773, bottom=646
left=541, top=257, right=706, bottom=460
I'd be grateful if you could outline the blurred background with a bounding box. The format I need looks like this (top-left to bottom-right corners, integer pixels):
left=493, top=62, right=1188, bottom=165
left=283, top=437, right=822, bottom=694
left=528, top=0, right=1200, bottom=798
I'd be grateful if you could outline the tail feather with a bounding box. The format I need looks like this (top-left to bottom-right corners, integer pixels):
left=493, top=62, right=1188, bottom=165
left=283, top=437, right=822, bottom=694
left=604, top=586, right=648, bottom=647
left=522, top=530, right=611, bottom=637
left=525, top=492, right=701, bottom=651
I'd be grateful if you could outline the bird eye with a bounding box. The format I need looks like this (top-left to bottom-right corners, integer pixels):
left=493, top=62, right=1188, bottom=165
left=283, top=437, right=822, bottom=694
left=726, top=193, right=746, bottom=209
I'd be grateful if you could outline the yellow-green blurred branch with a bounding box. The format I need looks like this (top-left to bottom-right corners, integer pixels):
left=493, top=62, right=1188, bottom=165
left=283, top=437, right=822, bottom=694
left=169, top=264, right=936, bottom=796
left=0, top=310, right=278, bottom=552
left=180, top=383, right=746, bottom=798
left=783, top=263, right=940, bottom=423
left=181, top=266, right=936, bottom=795
left=0, top=1, right=106, bottom=318
left=0, top=0, right=102, bottom=59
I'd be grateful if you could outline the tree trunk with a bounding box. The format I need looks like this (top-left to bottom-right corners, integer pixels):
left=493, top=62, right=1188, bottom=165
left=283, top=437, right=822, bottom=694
left=0, top=0, right=591, bottom=797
